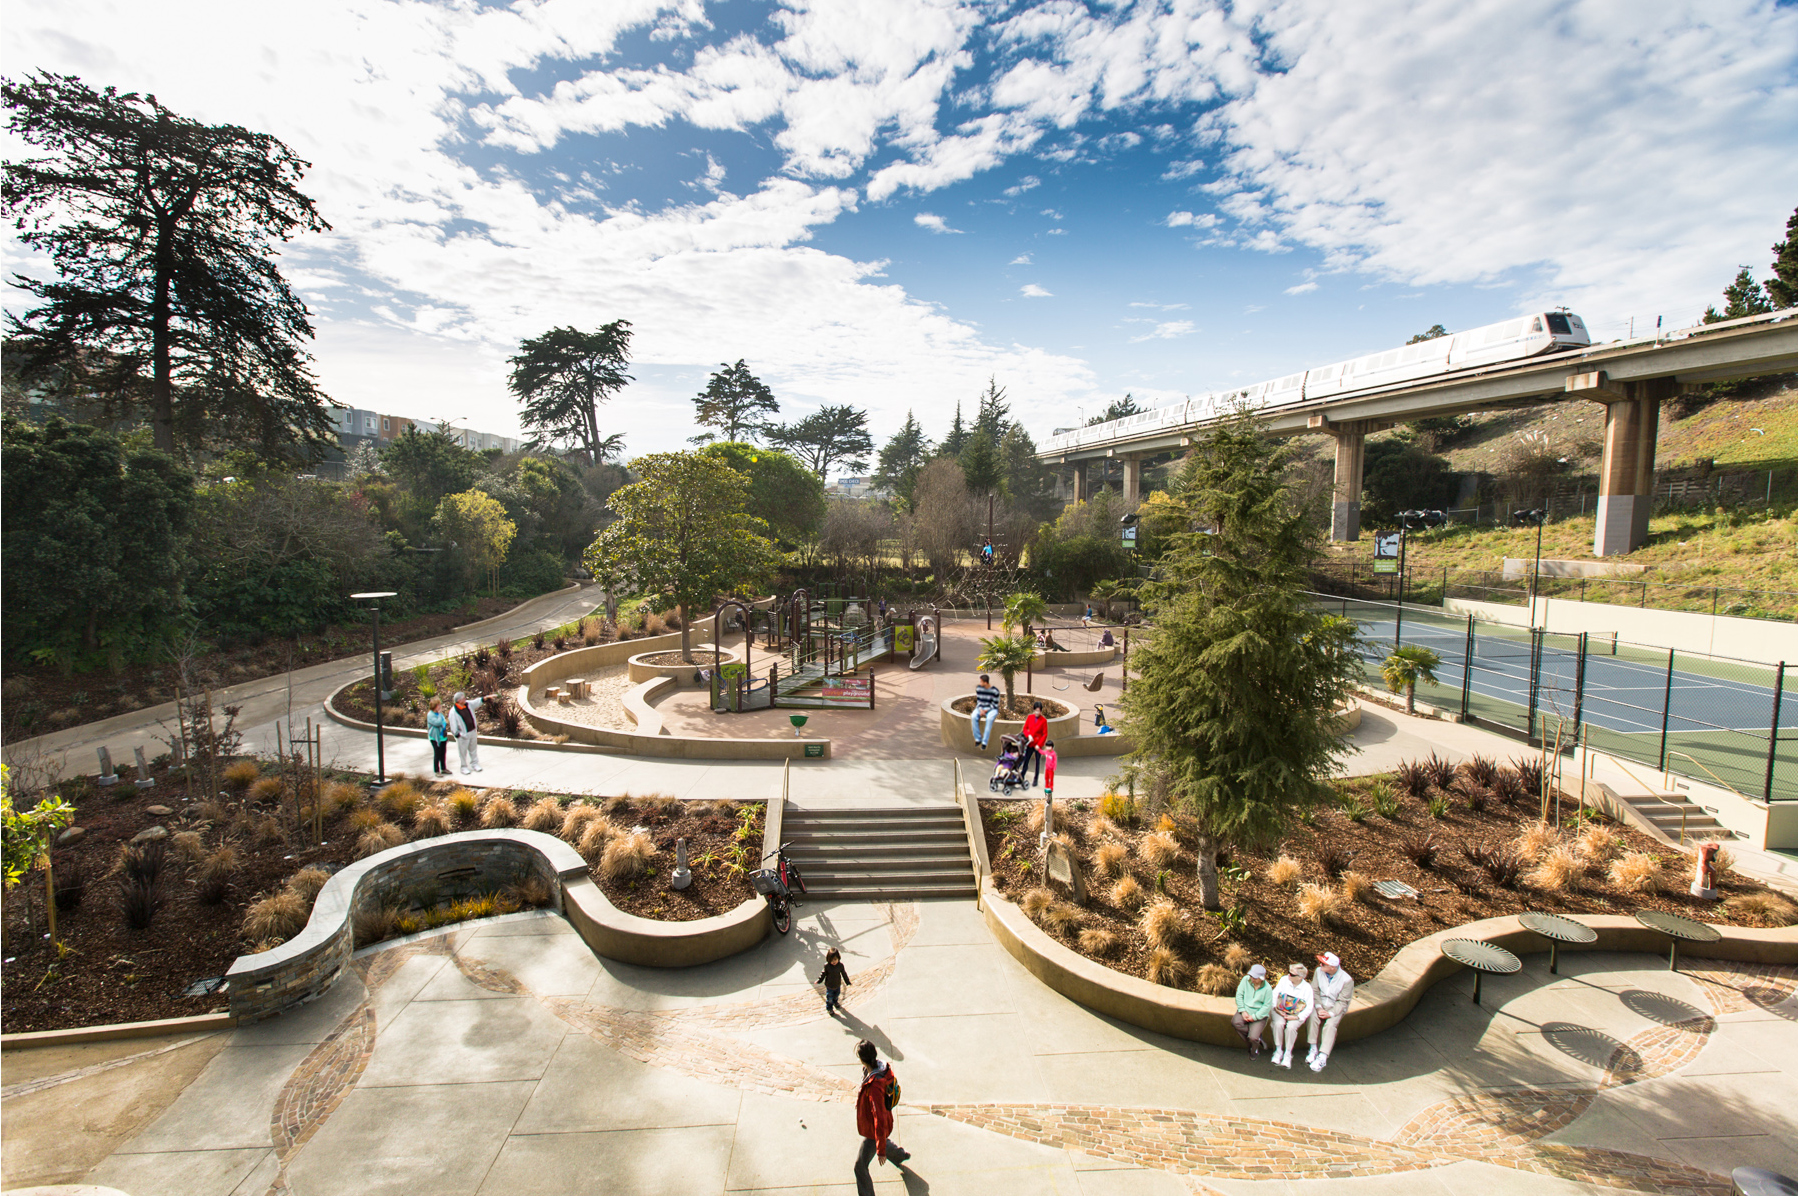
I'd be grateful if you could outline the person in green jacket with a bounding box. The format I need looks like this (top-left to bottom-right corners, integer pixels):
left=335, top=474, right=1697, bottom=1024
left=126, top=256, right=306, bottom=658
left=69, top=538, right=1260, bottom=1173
left=1232, top=964, right=1273, bottom=1057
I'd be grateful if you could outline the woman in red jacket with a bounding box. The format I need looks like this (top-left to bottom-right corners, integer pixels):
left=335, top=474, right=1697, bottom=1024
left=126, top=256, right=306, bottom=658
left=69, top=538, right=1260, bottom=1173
left=853, top=1039, right=909, bottom=1192
left=1019, top=702, right=1049, bottom=788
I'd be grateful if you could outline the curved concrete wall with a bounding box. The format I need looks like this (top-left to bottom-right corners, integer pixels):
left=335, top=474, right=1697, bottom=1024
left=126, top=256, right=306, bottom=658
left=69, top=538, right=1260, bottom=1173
left=627, top=646, right=739, bottom=688
left=518, top=684, right=829, bottom=760
left=939, top=694, right=1082, bottom=752
left=562, top=880, right=768, bottom=967
left=980, top=879, right=1798, bottom=1047
left=523, top=616, right=722, bottom=700
left=1033, top=646, right=1118, bottom=669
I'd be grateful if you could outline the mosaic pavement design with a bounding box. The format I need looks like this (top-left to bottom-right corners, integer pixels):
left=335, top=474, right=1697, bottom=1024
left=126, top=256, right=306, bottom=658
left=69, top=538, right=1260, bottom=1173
left=220, top=908, right=1790, bottom=1196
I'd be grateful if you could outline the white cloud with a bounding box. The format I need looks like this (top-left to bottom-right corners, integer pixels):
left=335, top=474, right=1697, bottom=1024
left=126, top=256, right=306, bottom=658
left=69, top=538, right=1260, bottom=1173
left=1164, top=210, right=1219, bottom=229
left=914, top=212, right=962, bottom=234
left=1020, top=283, right=1053, bottom=298
left=1161, top=158, right=1204, bottom=180
left=1283, top=281, right=1318, bottom=295
left=1129, top=319, right=1195, bottom=342
left=1046, top=228, right=1067, bottom=235
left=1040, top=208, right=1065, bottom=220
left=1003, top=175, right=1041, bottom=196
left=1010, top=253, right=1033, bottom=265
left=1129, top=301, right=1189, bottom=311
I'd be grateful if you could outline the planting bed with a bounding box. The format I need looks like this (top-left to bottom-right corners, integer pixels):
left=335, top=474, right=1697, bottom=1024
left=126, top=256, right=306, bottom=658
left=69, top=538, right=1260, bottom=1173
left=586, top=796, right=764, bottom=921
left=949, top=694, right=1072, bottom=721
left=979, top=758, right=1795, bottom=994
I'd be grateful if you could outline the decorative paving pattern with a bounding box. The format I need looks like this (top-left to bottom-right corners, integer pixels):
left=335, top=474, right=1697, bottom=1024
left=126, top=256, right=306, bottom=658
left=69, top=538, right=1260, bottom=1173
left=1392, top=1087, right=1597, bottom=1152
left=1684, top=961, right=1798, bottom=1019
left=268, top=1006, right=376, bottom=1163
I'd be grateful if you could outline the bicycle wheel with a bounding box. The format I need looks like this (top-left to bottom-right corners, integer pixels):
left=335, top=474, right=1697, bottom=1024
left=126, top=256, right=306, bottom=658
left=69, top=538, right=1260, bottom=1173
left=787, top=861, right=807, bottom=895
left=772, top=897, right=791, bottom=935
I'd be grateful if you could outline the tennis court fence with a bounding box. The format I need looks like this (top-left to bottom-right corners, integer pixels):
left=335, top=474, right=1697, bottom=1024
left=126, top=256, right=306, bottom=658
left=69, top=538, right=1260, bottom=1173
left=1312, top=592, right=1797, bottom=803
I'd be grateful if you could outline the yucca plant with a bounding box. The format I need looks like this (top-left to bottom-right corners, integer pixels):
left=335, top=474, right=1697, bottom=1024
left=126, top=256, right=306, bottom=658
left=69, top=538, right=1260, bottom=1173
left=1380, top=646, right=1441, bottom=715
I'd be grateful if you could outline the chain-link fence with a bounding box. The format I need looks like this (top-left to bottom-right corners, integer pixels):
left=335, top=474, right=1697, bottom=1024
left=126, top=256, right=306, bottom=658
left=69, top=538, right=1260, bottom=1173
left=1317, top=592, right=1796, bottom=801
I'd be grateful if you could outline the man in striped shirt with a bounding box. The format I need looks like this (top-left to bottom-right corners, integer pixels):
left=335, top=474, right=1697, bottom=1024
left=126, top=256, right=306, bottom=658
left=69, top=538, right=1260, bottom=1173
left=971, top=674, right=1002, bottom=749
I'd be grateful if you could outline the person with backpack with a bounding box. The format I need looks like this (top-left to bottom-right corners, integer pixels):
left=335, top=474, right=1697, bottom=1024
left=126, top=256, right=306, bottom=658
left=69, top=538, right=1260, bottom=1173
left=853, top=1039, right=909, bottom=1192
left=817, top=948, right=851, bottom=1015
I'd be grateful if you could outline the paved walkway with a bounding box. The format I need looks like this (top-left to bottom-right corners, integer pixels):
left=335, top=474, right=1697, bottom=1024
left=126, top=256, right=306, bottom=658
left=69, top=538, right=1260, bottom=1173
left=6, top=901, right=1795, bottom=1194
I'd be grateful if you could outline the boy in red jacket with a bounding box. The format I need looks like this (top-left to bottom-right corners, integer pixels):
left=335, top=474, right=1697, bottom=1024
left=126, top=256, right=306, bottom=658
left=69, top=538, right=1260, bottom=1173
left=853, top=1039, right=909, bottom=1192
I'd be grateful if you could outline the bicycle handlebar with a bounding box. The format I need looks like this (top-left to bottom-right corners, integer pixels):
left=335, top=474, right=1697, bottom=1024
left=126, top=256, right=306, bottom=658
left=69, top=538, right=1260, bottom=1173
left=762, top=842, right=795, bottom=860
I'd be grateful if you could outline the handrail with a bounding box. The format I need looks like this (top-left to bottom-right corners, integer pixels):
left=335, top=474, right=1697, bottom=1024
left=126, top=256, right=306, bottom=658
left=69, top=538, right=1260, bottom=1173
left=1664, top=750, right=1749, bottom=804
left=1583, top=747, right=1691, bottom=844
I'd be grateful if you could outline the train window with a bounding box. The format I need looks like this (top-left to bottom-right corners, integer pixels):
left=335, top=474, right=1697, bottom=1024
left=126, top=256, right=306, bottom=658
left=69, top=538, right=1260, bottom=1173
left=1546, top=313, right=1571, bottom=334
left=1530, top=318, right=1543, bottom=333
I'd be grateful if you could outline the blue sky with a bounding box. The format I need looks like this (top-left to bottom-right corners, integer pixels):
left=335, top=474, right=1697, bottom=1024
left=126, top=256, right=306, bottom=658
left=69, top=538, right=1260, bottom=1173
left=5, top=0, right=1797, bottom=460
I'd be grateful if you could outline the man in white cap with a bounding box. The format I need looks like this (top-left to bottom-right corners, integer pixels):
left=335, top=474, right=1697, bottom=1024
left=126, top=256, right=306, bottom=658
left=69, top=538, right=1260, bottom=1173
left=1307, top=951, right=1354, bottom=1071
left=449, top=690, right=491, bottom=775
left=1231, top=964, right=1273, bottom=1057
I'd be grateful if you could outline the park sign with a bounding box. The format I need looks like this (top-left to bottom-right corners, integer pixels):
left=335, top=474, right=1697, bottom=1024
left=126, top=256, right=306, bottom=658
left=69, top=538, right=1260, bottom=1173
left=1121, top=525, right=1138, bottom=551
left=817, top=676, right=872, bottom=706
left=895, top=624, right=915, bottom=654
left=1373, top=530, right=1401, bottom=574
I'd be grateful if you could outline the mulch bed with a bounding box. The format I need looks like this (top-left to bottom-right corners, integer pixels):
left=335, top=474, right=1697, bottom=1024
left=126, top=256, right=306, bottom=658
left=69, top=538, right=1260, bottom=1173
left=1, top=595, right=530, bottom=735
left=949, top=694, right=1072, bottom=721
left=980, top=764, right=1794, bottom=994
left=2, top=762, right=760, bottom=1033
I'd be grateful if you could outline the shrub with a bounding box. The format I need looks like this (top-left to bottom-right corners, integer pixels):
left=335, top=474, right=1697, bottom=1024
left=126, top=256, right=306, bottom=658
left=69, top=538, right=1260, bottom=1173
left=1078, top=928, right=1119, bottom=956
left=1267, top=855, right=1302, bottom=886
left=445, top=788, right=480, bottom=824
left=496, top=638, right=514, bottom=659
left=599, top=831, right=656, bottom=884
left=1146, top=947, right=1190, bottom=989
left=412, top=804, right=453, bottom=839
left=120, top=874, right=158, bottom=929
left=1464, top=844, right=1523, bottom=888
left=356, top=822, right=406, bottom=859
left=1024, top=801, right=1048, bottom=835
left=223, top=760, right=262, bottom=792
left=1492, top=767, right=1526, bottom=806
left=1224, top=942, right=1253, bottom=971
left=286, top=866, right=331, bottom=904
left=325, top=782, right=362, bottom=816
left=1575, top=824, right=1618, bottom=864
left=1725, top=891, right=1798, bottom=926
left=195, top=846, right=238, bottom=904
left=497, top=698, right=523, bottom=738
left=1021, top=887, right=1055, bottom=917
left=243, top=889, right=308, bottom=943
left=1139, top=900, right=1185, bottom=951
left=1110, top=875, right=1144, bottom=911
left=1426, top=795, right=1451, bottom=820
left=1461, top=754, right=1499, bottom=787
left=1195, top=963, right=1237, bottom=996
left=1712, top=845, right=1736, bottom=880
left=1098, top=791, right=1136, bottom=824
left=121, top=839, right=167, bottom=887
left=1608, top=851, right=1664, bottom=893
left=1422, top=753, right=1456, bottom=790
left=1366, top=781, right=1401, bottom=819
left=1463, top=785, right=1490, bottom=815
left=522, top=797, right=565, bottom=834
left=1401, top=834, right=1440, bottom=870
left=53, top=858, right=85, bottom=911
left=533, top=632, right=546, bottom=650
left=376, top=781, right=421, bottom=822
left=353, top=905, right=400, bottom=949
left=479, top=795, right=521, bottom=828
left=347, top=807, right=383, bottom=833
left=1341, top=871, right=1374, bottom=903
left=1340, top=798, right=1370, bottom=823
left=1091, top=841, right=1128, bottom=880
left=1394, top=760, right=1429, bottom=798
left=1088, top=814, right=1122, bottom=842
left=602, top=794, right=634, bottom=818
left=1513, top=756, right=1545, bottom=800
left=250, top=776, right=287, bottom=805
left=1516, top=821, right=1558, bottom=861
left=194, top=798, right=231, bottom=824
left=1043, top=902, right=1081, bottom=934
left=170, top=829, right=208, bottom=867
left=1319, top=844, right=1354, bottom=878
left=253, top=815, right=286, bottom=848
left=506, top=875, right=556, bottom=909
left=1296, top=882, right=1344, bottom=925
left=578, top=818, right=620, bottom=860
left=1139, top=832, right=1180, bottom=869
left=562, top=803, right=603, bottom=844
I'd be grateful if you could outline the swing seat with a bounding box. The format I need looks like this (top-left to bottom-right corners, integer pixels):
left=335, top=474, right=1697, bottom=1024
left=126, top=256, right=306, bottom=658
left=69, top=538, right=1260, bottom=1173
left=1084, top=672, right=1105, bottom=693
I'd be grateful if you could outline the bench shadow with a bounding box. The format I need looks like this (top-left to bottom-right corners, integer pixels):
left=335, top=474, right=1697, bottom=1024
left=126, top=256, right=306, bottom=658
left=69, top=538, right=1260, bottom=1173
left=1618, top=989, right=1708, bottom=1025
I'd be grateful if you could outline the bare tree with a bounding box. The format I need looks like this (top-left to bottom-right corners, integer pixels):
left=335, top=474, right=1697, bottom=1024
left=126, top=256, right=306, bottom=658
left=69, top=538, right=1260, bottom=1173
left=912, top=457, right=978, bottom=573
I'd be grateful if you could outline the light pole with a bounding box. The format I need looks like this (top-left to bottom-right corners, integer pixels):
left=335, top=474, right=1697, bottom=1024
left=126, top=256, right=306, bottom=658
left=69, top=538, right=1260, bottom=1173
left=1395, top=510, right=1446, bottom=606
left=1512, top=509, right=1547, bottom=627
left=352, top=591, right=399, bottom=782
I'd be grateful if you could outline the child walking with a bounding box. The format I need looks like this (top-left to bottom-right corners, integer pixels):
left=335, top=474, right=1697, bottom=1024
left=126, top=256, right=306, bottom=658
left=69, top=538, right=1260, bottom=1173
left=818, top=948, right=851, bottom=1015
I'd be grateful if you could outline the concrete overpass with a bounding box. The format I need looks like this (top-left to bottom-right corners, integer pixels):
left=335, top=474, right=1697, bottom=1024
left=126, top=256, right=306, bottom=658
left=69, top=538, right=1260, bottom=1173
left=1045, top=309, right=1798, bottom=556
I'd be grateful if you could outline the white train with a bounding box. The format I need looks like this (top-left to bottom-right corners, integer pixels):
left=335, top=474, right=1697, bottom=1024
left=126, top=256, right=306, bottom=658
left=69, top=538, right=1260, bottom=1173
left=1043, top=311, right=1591, bottom=454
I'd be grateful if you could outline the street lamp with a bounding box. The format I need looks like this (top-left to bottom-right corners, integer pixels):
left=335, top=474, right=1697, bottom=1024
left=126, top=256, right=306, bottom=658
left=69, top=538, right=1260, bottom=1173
left=1395, top=509, right=1446, bottom=605
left=1512, top=509, right=1547, bottom=627
left=352, top=591, right=399, bottom=783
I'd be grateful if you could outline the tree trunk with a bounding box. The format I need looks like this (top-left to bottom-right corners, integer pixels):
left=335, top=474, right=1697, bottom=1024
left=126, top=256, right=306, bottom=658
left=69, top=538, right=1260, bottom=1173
left=150, top=218, right=177, bottom=454
left=1196, top=836, right=1222, bottom=910
left=1405, top=683, right=1416, bottom=715
left=679, top=605, right=691, bottom=662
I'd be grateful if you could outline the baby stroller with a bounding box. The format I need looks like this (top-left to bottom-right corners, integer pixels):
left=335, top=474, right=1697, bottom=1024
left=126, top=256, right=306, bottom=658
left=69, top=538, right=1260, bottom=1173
left=989, top=735, right=1025, bottom=794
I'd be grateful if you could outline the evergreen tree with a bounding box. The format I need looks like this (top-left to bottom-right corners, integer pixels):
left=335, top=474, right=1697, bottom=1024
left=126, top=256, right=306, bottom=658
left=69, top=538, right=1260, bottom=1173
left=939, top=401, right=970, bottom=457
left=973, top=376, right=1009, bottom=444
left=1406, top=324, right=1449, bottom=344
left=1767, top=206, right=1798, bottom=310
left=1085, top=393, right=1143, bottom=426
left=769, top=404, right=873, bottom=478
left=958, top=432, right=1003, bottom=495
left=691, top=360, right=779, bottom=442
left=1112, top=411, right=1361, bottom=909
left=1703, top=267, right=1774, bottom=323
left=999, top=423, right=1056, bottom=518
left=508, top=321, right=633, bottom=465
left=3, top=73, right=334, bottom=461
left=874, top=410, right=931, bottom=508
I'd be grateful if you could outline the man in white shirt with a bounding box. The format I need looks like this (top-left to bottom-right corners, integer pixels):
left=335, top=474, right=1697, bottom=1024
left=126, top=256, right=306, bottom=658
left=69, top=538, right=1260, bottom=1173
left=450, top=690, right=490, bottom=774
left=1307, top=951, right=1354, bottom=1071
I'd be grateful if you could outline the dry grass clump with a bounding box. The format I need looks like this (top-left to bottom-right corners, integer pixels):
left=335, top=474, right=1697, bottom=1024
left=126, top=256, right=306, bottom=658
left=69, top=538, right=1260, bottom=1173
left=243, top=889, right=308, bottom=943
left=1296, top=882, right=1345, bottom=926
left=1139, top=831, right=1180, bottom=869
left=1139, top=900, right=1185, bottom=951
left=1516, top=821, right=1559, bottom=861
left=522, top=797, right=565, bottom=834
left=353, top=905, right=400, bottom=948
left=170, top=830, right=208, bottom=867
left=1079, top=928, right=1119, bottom=956
left=1608, top=851, right=1665, bottom=893
left=1146, top=948, right=1191, bottom=989
left=1712, top=845, right=1737, bottom=880
left=1091, top=841, right=1128, bottom=880
left=252, top=815, right=287, bottom=848
left=347, top=807, right=382, bottom=833
left=1021, top=888, right=1055, bottom=917
left=602, top=794, right=634, bottom=818
left=1266, top=855, right=1302, bottom=886
left=479, top=795, right=521, bottom=828
left=1575, top=824, right=1619, bottom=864
left=356, top=822, right=407, bottom=859
left=1025, top=801, right=1048, bottom=835
left=1224, top=942, right=1254, bottom=971
left=578, top=817, right=620, bottom=860
left=444, top=788, right=480, bottom=824
left=1043, top=902, right=1082, bottom=934
left=193, top=798, right=230, bottom=825
left=194, top=845, right=238, bottom=904
left=412, top=804, right=453, bottom=839
left=1195, top=963, right=1237, bottom=996
left=1725, top=891, right=1798, bottom=926
left=599, top=831, right=656, bottom=884
left=1111, top=875, right=1144, bottom=911
left=223, top=760, right=262, bottom=792
left=1340, top=871, right=1375, bottom=904
left=250, top=776, right=287, bottom=805
left=375, top=781, right=421, bottom=821
left=561, top=803, right=603, bottom=843
left=1526, top=845, right=1583, bottom=892
left=1089, top=815, right=1121, bottom=841
left=325, top=782, right=362, bottom=816
left=286, top=866, right=332, bottom=904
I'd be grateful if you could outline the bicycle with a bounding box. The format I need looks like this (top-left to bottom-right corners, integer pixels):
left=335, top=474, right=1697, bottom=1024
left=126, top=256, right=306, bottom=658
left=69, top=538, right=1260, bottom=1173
left=750, top=842, right=806, bottom=935
left=767, top=841, right=807, bottom=897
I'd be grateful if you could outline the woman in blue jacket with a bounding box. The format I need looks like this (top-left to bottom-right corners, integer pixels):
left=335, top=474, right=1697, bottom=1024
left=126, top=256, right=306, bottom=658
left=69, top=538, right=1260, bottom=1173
left=426, top=698, right=451, bottom=776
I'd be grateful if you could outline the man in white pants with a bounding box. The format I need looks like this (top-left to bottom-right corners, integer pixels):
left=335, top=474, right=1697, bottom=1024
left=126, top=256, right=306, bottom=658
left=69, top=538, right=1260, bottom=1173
left=450, top=691, right=489, bottom=774
left=1307, top=951, right=1354, bottom=1071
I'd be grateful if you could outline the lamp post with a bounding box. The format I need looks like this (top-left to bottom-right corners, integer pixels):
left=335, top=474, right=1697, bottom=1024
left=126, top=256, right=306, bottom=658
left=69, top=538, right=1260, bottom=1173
left=352, top=591, right=399, bottom=783
left=1512, top=509, right=1547, bottom=628
left=1395, top=510, right=1446, bottom=606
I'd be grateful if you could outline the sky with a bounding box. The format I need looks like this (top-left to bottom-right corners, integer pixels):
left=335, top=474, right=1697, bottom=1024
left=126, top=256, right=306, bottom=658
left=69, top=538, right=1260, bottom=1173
left=4, top=0, right=1797, bottom=463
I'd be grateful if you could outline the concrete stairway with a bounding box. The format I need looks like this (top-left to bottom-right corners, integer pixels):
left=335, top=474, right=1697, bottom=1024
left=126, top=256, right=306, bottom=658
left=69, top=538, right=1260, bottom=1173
left=1615, top=789, right=1741, bottom=842
left=782, top=805, right=976, bottom=900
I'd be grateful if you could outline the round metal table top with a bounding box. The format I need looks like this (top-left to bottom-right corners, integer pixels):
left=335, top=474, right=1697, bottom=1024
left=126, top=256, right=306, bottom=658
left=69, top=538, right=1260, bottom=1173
left=1635, top=909, right=1723, bottom=942
left=1520, top=912, right=1598, bottom=944
left=1733, top=1165, right=1798, bottom=1196
left=1440, top=939, right=1522, bottom=974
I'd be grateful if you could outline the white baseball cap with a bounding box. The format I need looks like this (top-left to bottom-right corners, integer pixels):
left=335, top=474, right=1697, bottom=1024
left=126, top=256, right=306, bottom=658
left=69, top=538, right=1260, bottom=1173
left=1318, top=952, right=1340, bottom=967
left=1247, top=964, right=1267, bottom=979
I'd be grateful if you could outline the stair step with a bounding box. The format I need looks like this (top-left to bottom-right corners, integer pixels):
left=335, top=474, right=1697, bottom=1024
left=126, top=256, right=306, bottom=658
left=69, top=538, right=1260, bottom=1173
left=790, top=844, right=969, bottom=861
left=786, top=826, right=967, bottom=842
left=786, top=814, right=964, bottom=829
left=801, top=867, right=973, bottom=884
left=795, top=859, right=972, bottom=876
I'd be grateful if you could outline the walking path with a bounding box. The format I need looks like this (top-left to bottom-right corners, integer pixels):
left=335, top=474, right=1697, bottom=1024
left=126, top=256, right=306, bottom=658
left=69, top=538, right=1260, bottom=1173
left=6, top=901, right=1795, bottom=1194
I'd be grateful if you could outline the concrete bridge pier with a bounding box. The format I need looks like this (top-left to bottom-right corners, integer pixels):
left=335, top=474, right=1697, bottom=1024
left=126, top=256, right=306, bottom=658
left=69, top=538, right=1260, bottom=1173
left=1121, top=453, right=1143, bottom=508
left=1070, top=459, right=1089, bottom=503
left=1315, top=417, right=1371, bottom=542
left=1571, top=373, right=1672, bottom=557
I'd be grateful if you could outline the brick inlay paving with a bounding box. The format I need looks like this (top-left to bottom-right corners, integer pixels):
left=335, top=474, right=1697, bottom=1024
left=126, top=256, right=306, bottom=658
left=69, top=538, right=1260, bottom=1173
left=1685, top=961, right=1798, bottom=1019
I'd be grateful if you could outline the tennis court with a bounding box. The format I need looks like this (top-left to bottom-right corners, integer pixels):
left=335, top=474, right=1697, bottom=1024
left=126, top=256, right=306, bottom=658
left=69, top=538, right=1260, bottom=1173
left=1321, top=596, right=1797, bottom=802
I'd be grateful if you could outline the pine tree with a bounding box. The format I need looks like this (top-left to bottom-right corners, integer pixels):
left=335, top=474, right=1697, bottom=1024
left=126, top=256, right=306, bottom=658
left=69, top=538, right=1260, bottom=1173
left=1767, top=206, right=1798, bottom=310
left=1703, top=267, right=1773, bottom=323
left=958, top=432, right=1002, bottom=495
left=939, top=401, right=969, bottom=458
left=692, top=360, right=779, bottom=442
left=874, top=410, right=931, bottom=508
left=973, top=376, right=1009, bottom=445
left=1112, top=411, right=1361, bottom=909
left=508, top=321, right=633, bottom=465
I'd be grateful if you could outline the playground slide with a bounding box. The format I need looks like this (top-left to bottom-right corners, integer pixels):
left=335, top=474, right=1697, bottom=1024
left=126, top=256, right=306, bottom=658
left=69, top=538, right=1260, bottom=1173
left=910, top=617, right=939, bottom=669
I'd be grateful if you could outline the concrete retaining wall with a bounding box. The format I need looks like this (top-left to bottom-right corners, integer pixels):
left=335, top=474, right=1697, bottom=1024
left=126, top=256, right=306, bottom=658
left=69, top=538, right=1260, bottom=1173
left=981, top=880, right=1798, bottom=1047
left=522, top=616, right=722, bottom=699
left=627, top=646, right=738, bottom=688
left=1033, top=646, right=1118, bottom=669
left=1444, top=595, right=1798, bottom=663
left=939, top=694, right=1082, bottom=752
left=518, top=684, right=829, bottom=760
left=562, top=880, right=768, bottom=967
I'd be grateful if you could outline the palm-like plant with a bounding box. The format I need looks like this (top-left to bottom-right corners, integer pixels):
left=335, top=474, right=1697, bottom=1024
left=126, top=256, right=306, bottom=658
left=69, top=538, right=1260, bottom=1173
left=1088, top=579, right=1123, bottom=621
left=977, top=634, right=1038, bottom=710
left=1002, top=591, right=1049, bottom=644
left=1381, top=645, right=1441, bottom=715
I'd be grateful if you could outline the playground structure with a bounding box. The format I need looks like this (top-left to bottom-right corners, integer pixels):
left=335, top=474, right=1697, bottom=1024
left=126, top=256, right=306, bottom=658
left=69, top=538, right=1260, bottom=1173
left=709, top=590, right=942, bottom=713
